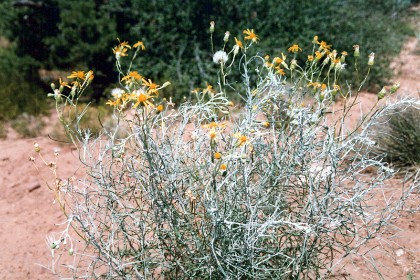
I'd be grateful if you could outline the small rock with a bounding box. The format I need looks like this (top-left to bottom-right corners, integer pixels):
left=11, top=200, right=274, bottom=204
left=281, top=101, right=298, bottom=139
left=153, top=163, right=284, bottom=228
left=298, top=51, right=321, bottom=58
left=396, top=248, right=404, bottom=257
left=28, top=182, right=41, bottom=192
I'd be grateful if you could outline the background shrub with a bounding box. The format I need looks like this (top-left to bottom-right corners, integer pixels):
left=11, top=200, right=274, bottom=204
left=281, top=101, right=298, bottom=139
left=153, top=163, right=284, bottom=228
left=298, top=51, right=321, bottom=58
left=10, top=113, right=45, bottom=138
left=372, top=101, right=420, bottom=170
left=0, top=0, right=416, bottom=106
left=0, top=45, right=49, bottom=121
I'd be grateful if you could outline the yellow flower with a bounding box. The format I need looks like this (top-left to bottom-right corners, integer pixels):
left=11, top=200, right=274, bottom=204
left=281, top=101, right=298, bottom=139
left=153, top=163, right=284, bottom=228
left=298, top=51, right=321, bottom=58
left=307, top=55, right=314, bottom=62
left=142, top=78, right=159, bottom=92
left=133, top=92, right=154, bottom=108
left=121, top=71, right=142, bottom=83
left=191, top=88, right=200, bottom=94
left=307, top=82, right=321, bottom=88
left=288, top=44, right=302, bottom=53
left=209, top=128, right=217, bottom=140
left=243, top=29, right=259, bottom=43
left=67, top=71, right=85, bottom=80
left=315, top=51, right=323, bottom=60
left=274, top=57, right=283, bottom=64
left=275, top=67, right=285, bottom=76
left=262, top=121, right=270, bottom=128
left=106, top=99, right=121, bottom=107
left=220, top=163, right=227, bottom=171
left=203, top=121, right=226, bottom=129
left=59, top=77, right=71, bottom=89
left=234, top=37, right=243, bottom=48
left=317, top=41, right=332, bottom=52
left=214, top=152, right=222, bottom=160
left=156, top=104, right=164, bottom=112
left=321, top=84, right=327, bottom=91
left=112, top=39, right=131, bottom=58
left=118, top=40, right=131, bottom=49
left=312, top=35, right=319, bottom=44
left=203, top=83, right=214, bottom=94
left=233, top=133, right=249, bottom=146
left=133, top=41, right=145, bottom=50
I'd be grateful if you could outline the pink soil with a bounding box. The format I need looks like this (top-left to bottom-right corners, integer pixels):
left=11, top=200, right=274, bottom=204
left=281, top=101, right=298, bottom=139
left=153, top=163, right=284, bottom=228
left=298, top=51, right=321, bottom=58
left=0, top=37, right=419, bottom=279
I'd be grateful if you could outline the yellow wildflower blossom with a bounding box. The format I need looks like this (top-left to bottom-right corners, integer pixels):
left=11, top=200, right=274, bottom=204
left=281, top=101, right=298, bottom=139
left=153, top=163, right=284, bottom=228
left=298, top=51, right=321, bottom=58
left=317, top=41, right=332, bottom=52
left=202, top=121, right=226, bottom=129
left=220, top=163, right=227, bottom=171
left=67, top=71, right=85, bottom=80
left=121, top=71, right=142, bottom=83
left=288, top=44, right=302, bottom=53
left=59, top=77, right=71, bottom=89
left=233, top=133, right=249, bottom=146
left=274, top=57, right=283, bottom=64
left=142, top=78, right=159, bottom=92
left=209, top=128, right=217, bottom=140
left=307, top=55, right=314, bottom=62
left=243, top=29, right=259, bottom=43
left=133, top=92, right=154, bottom=108
left=133, top=41, right=145, bottom=50
left=214, top=152, right=222, bottom=160
left=315, top=51, right=323, bottom=60
left=106, top=99, right=121, bottom=107
left=156, top=104, right=164, bottom=112
left=234, top=37, right=243, bottom=48
left=307, top=82, right=321, bottom=88
left=275, top=66, right=286, bottom=76
left=203, top=83, right=214, bottom=94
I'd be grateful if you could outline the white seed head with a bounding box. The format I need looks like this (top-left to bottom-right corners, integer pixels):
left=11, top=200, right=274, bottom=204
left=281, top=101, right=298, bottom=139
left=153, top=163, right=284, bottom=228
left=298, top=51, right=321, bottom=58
left=213, top=50, right=228, bottom=64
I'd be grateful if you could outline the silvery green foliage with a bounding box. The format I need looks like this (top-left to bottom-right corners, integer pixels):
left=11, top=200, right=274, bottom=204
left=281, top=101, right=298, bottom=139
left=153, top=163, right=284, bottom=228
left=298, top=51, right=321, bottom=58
left=45, top=51, right=419, bottom=279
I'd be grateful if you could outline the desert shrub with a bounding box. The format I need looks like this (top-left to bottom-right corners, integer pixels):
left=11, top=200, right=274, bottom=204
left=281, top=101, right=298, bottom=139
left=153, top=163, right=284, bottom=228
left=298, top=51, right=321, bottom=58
left=35, top=28, right=419, bottom=279
left=10, top=113, right=45, bottom=138
left=0, top=122, right=7, bottom=139
left=0, top=44, right=49, bottom=121
left=372, top=101, right=420, bottom=170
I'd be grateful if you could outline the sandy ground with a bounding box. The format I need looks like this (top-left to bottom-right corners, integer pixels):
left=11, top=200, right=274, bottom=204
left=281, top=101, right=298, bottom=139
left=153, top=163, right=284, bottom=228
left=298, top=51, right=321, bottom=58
left=0, top=37, right=419, bottom=279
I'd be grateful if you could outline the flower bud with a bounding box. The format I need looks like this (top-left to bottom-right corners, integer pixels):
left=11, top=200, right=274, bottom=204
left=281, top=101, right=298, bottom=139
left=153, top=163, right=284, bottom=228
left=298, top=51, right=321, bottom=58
left=334, top=60, right=342, bottom=71
left=290, top=59, right=297, bottom=70
left=210, top=21, right=215, bottom=33
left=51, top=83, right=56, bottom=90
left=390, top=82, right=400, bottom=94
left=353, top=45, right=360, bottom=57
left=377, top=87, right=387, bottom=100
left=368, top=52, right=375, bottom=66
left=34, top=143, right=40, bottom=153
left=340, top=51, right=348, bottom=63
left=223, top=31, right=230, bottom=43
left=233, top=45, right=239, bottom=56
